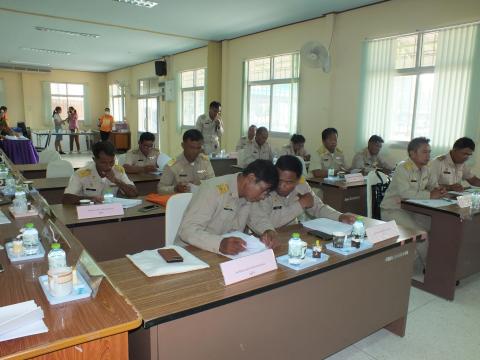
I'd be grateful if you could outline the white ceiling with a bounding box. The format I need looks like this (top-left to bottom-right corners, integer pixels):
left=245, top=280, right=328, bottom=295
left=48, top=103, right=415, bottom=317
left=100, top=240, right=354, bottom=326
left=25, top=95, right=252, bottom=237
left=0, top=0, right=384, bottom=72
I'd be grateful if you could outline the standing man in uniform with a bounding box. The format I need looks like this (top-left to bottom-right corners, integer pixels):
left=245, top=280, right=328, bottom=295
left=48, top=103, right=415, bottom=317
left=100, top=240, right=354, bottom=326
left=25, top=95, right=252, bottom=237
left=251, top=155, right=356, bottom=230
left=178, top=160, right=278, bottom=255
left=196, top=101, right=224, bottom=155
left=236, top=124, right=257, bottom=151
left=158, top=129, right=214, bottom=194
left=98, top=107, right=114, bottom=141
left=351, top=135, right=393, bottom=174
left=309, top=128, right=347, bottom=178
left=279, top=134, right=310, bottom=161
left=63, top=141, right=137, bottom=204
left=430, top=137, right=480, bottom=191
left=123, top=132, right=160, bottom=174
left=240, top=126, right=273, bottom=167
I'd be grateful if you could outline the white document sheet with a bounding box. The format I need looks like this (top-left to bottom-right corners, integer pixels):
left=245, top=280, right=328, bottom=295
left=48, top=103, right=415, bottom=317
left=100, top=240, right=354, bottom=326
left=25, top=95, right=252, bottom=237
left=111, top=197, right=142, bottom=209
left=302, top=218, right=353, bottom=235
left=0, top=300, right=48, bottom=341
left=0, top=210, right=11, bottom=225
left=221, top=231, right=267, bottom=260
left=407, top=199, right=456, bottom=208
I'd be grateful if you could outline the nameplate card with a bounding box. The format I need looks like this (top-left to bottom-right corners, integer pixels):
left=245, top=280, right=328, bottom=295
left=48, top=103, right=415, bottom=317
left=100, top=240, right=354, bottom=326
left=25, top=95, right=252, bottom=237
left=344, top=173, right=364, bottom=183
left=365, top=220, right=400, bottom=244
left=220, top=249, right=277, bottom=286
left=457, top=194, right=472, bottom=208
left=76, top=203, right=124, bottom=220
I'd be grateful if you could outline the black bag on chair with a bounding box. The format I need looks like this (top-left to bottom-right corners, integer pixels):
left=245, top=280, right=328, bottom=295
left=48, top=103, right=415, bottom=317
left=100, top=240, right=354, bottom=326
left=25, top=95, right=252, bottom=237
left=371, top=170, right=391, bottom=220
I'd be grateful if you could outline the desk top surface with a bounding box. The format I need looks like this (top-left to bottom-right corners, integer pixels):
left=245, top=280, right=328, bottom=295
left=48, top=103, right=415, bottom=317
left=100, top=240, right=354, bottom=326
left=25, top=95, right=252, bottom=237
left=307, top=177, right=366, bottom=189
left=402, top=199, right=480, bottom=218
left=100, top=218, right=419, bottom=328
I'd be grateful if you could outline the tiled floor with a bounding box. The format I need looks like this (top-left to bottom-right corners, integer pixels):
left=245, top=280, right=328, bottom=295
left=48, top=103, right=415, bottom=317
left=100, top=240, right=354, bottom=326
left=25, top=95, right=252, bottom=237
left=326, top=273, right=480, bottom=360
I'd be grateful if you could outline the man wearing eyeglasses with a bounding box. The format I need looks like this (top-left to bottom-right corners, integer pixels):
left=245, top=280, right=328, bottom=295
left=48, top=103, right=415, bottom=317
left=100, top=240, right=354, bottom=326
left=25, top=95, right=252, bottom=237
left=123, top=132, right=160, bottom=174
left=430, top=137, right=480, bottom=192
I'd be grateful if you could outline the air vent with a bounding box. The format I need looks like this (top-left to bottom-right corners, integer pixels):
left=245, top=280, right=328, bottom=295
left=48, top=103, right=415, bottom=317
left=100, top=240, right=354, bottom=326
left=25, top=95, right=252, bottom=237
left=0, top=63, right=51, bottom=73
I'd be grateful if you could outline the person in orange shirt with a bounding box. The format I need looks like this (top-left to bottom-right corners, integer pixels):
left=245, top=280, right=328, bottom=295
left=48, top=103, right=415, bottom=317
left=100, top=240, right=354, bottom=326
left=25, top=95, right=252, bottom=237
left=98, top=107, right=114, bottom=141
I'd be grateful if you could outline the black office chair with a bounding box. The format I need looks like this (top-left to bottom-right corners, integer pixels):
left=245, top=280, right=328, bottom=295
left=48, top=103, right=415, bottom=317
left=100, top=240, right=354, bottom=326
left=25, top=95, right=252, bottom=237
left=16, top=122, right=30, bottom=139
left=371, top=170, right=391, bottom=220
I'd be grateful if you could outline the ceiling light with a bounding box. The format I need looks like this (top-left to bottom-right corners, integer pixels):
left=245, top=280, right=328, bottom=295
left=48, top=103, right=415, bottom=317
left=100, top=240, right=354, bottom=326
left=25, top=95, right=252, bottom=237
left=10, top=60, right=51, bottom=67
left=34, top=26, right=100, bottom=38
left=112, top=0, right=158, bottom=9
left=20, top=47, right=72, bottom=55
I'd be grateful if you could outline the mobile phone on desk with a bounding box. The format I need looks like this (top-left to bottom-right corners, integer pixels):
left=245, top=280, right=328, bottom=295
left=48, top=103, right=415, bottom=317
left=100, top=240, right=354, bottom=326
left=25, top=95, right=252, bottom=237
left=138, top=204, right=160, bottom=212
left=158, top=248, right=184, bottom=263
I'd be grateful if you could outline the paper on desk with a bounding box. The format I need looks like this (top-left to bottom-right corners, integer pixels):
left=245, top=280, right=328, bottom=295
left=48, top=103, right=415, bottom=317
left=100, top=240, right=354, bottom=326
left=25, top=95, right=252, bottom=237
left=407, top=199, right=456, bottom=208
left=126, top=245, right=209, bottom=277
left=221, top=231, right=267, bottom=260
left=302, top=218, right=353, bottom=235
left=111, top=197, right=142, bottom=209
left=0, top=210, right=11, bottom=225
left=188, top=183, right=199, bottom=193
left=0, top=300, right=48, bottom=341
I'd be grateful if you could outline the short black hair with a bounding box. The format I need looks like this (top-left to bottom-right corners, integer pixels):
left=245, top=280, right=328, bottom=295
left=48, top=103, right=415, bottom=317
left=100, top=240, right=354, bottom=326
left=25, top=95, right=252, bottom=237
left=453, top=137, right=475, bottom=151
left=183, top=129, right=204, bottom=142
left=407, top=137, right=430, bottom=154
left=104, top=107, right=110, bottom=111
left=242, top=159, right=279, bottom=190
left=139, top=132, right=155, bottom=143
left=322, top=128, right=338, bottom=141
left=256, top=126, right=268, bottom=135
left=209, top=101, right=221, bottom=109
left=276, top=155, right=303, bottom=179
left=368, top=135, right=384, bottom=144
left=0, top=106, right=7, bottom=111
left=93, top=141, right=116, bottom=158
left=290, top=134, right=306, bottom=144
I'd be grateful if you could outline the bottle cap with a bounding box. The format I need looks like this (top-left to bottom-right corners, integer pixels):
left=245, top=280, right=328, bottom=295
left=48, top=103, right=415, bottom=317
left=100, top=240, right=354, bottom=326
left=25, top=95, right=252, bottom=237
left=292, top=232, right=300, bottom=238
left=316, top=240, right=320, bottom=246
left=51, top=243, right=61, bottom=249
left=25, top=223, right=34, bottom=229
left=356, top=216, right=364, bottom=221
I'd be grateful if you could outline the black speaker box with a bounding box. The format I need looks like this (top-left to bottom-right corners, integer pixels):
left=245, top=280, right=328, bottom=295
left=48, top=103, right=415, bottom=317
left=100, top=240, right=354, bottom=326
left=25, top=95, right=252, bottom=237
left=155, top=60, right=167, bottom=76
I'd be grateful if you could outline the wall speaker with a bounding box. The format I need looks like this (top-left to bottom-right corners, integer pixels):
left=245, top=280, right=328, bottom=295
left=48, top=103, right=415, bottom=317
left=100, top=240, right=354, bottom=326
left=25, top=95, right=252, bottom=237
left=155, top=60, right=167, bottom=76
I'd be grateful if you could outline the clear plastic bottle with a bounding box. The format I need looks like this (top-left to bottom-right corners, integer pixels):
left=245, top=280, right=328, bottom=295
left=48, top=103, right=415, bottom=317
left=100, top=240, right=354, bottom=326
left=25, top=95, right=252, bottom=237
left=5, top=173, right=16, bottom=195
left=22, top=223, right=39, bottom=255
left=48, top=243, right=67, bottom=270
left=288, top=232, right=307, bottom=265
left=103, top=188, right=114, bottom=203
left=352, top=216, right=366, bottom=240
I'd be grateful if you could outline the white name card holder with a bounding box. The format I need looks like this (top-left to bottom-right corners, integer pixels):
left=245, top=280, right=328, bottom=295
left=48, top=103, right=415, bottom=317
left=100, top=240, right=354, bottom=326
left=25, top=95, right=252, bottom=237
left=76, top=203, right=124, bottom=220
left=220, top=249, right=278, bottom=286
left=457, top=194, right=472, bottom=208
left=344, top=173, right=364, bottom=183
left=365, top=220, right=400, bottom=244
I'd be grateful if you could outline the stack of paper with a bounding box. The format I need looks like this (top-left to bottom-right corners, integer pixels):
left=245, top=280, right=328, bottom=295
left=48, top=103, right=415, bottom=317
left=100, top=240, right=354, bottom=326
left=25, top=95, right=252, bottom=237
left=111, top=197, right=142, bottom=209
left=0, top=300, right=48, bottom=342
left=302, top=218, right=353, bottom=235
left=221, top=231, right=267, bottom=260
left=407, top=199, right=456, bottom=208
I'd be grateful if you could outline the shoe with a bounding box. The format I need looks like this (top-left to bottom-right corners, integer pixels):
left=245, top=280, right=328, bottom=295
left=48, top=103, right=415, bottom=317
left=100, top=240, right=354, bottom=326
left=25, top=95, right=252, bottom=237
left=69, top=151, right=73, bottom=154
left=59, top=151, right=66, bottom=155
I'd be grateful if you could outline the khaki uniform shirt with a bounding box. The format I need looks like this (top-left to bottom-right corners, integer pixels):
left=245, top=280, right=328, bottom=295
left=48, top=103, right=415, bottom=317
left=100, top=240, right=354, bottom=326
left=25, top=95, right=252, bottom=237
left=177, top=174, right=273, bottom=254
left=241, top=141, right=273, bottom=167
left=380, top=158, right=438, bottom=211
left=124, top=148, right=160, bottom=167
left=236, top=136, right=254, bottom=151
left=64, top=161, right=134, bottom=197
left=157, top=153, right=215, bottom=194
left=195, top=114, right=224, bottom=154
left=309, top=146, right=346, bottom=176
left=250, top=179, right=341, bottom=230
left=279, top=144, right=309, bottom=159
left=351, top=148, right=392, bottom=172
left=430, top=152, right=474, bottom=186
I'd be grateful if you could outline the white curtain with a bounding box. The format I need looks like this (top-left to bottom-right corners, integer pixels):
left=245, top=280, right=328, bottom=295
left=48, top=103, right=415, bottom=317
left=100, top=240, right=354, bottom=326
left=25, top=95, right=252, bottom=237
left=0, top=79, right=6, bottom=107
left=41, top=81, right=52, bottom=127
left=83, top=84, right=91, bottom=127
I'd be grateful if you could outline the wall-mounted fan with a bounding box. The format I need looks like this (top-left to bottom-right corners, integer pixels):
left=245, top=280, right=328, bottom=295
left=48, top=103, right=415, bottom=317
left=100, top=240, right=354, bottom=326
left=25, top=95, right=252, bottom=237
left=300, top=41, right=331, bottom=73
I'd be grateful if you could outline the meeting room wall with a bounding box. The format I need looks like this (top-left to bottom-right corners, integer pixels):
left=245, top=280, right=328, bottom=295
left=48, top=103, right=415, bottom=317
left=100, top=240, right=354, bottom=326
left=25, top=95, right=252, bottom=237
left=0, top=69, right=107, bottom=132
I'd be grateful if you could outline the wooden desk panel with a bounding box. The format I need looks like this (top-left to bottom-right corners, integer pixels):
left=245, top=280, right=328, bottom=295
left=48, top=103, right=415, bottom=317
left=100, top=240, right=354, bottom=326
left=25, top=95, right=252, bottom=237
left=210, top=158, right=238, bottom=176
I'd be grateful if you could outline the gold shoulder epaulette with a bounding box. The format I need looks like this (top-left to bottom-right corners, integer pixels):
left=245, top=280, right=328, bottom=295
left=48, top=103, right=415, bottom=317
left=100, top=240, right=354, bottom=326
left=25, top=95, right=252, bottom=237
left=403, top=161, right=413, bottom=171
left=299, top=176, right=306, bottom=184
left=200, top=153, right=209, bottom=160
left=77, top=169, right=91, bottom=178
left=216, top=183, right=229, bottom=194
left=437, top=155, right=446, bottom=161
left=167, top=159, right=176, bottom=167
left=317, top=147, right=327, bottom=155
left=336, top=147, right=343, bottom=154
left=114, top=164, right=125, bottom=173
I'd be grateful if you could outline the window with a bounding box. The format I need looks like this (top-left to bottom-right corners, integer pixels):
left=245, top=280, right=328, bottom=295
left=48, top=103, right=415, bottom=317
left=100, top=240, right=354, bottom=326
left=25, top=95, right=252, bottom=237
left=50, top=83, right=85, bottom=120
left=109, top=84, right=125, bottom=122
left=244, top=53, right=299, bottom=134
left=137, top=79, right=159, bottom=133
left=180, top=69, right=205, bottom=127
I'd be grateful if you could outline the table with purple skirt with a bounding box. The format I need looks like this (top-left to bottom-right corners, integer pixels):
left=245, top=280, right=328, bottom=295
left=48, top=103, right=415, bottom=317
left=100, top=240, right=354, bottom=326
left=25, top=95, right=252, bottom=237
left=0, top=138, right=39, bottom=164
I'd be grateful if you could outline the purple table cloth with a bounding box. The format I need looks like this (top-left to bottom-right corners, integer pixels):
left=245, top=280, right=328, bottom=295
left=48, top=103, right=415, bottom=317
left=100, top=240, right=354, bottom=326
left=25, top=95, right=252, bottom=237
left=0, top=138, right=39, bottom=164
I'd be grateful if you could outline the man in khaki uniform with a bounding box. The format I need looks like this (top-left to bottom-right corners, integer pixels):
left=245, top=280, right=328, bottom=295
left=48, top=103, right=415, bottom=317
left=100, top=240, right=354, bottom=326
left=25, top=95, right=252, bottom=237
left=279, top=134, right=310, bottom=161
left=63, top=141, right=137, bottom=204
left=309, top=128, right=347, bottom=178
left=178, top=160, right=279, bottom=255
left=251, top=155, right=355, bottom=231
left=430, top=137, right=480, bottom=191
left=158, top=129, right=214, bottom=194
left=240, top=126, right=273, bottom=167
left=381, top=137, right=446, bottom=231
left=236, top=124, right=256, bottom=151
left=123, top=132, right=160, bottom=174
left=351, top=135, right=393, bottom=174
left=196, top=101, right=224, bottom=155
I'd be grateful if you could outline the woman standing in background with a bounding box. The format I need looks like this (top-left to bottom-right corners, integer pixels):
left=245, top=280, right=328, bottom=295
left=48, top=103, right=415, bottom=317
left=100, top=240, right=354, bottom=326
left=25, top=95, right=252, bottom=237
left=53, top=106, right=66, bottom=154
left=0, top=106, right=12, bottom=136
left=68, top=106, right=80, bottom=153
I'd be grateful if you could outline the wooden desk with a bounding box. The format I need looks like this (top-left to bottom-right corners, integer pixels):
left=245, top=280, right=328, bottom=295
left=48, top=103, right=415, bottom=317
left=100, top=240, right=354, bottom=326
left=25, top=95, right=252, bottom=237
left=210, top=158, right=238, bottom=176
left=402, top=200, right=480, bottom=300
left=308, top=177, right=367, bottom=216
left=49, top=198, right=166, bottom=262
left=101, top=220, right=418, bottom=360
left=0, top=202, right=141, bottom=359
left=14, top=163, right=49, bottom=179
left=129, top=172, right=162, bottom=195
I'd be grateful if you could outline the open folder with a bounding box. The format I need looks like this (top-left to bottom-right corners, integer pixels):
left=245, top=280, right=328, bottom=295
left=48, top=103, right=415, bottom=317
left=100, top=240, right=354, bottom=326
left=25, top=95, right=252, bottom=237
left=0, top=300, right=48, bottom=342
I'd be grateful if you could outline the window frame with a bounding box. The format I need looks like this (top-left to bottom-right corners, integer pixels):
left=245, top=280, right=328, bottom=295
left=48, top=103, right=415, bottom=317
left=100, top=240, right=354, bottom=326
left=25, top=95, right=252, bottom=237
left=137, top=78, right=160, bottom=133
left=50, top=82, right=85, bottom=121
left=180, top=68, right=206, bottom=129
left=109, top=83, right=126, bottom=122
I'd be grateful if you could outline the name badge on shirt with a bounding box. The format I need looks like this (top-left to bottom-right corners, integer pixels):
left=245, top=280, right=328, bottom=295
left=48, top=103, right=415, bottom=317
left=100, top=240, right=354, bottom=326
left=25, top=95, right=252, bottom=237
left=410, top=180, right=417, bottom=183
left=86, top=188, right=97, bottom=191
left=179, top=174, right=188, bottom=177
left=138, top=159, right=144, bottom=162
left=273, top=206, right=282, bottom=210
left=197, top=170, right=206, bottom=174
left=223, top=207, right=234, bottom=211
left=323, top=158, right=329, bottom=161
left=443, top=171, right=451, bottom=174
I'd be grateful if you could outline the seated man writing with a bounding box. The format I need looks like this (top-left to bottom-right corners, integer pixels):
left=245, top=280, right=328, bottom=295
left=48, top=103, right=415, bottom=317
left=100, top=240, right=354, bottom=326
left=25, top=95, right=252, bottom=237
left=63, top=141, right=138, bottom=204
left=123, top=132, right=160, bottom=174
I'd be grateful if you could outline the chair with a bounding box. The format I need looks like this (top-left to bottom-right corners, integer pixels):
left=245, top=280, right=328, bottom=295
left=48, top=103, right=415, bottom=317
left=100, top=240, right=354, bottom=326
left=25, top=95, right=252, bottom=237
left=116, top=153, right=126, bottom=166
left=34, top=131, right=52, bottom=152
left=296, top=156, right=308, bottom=177
left=39, top=149, right=61, bottom=164
left=46, top=159, right=74, bottom=178
left=366, top=170, right=390, bottom=219
left=165, top=193, right=193, bottom=246
left=157, top=152, right=172, bottom=171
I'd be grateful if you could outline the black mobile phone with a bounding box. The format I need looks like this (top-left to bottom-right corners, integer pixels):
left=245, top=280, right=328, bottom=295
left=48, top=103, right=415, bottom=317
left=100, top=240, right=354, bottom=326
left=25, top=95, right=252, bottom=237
left=139, top=204, right=160, bottom=213
left=307, top=229, right=333, bottom=241
left=0, top=263, right=4, bottom=273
